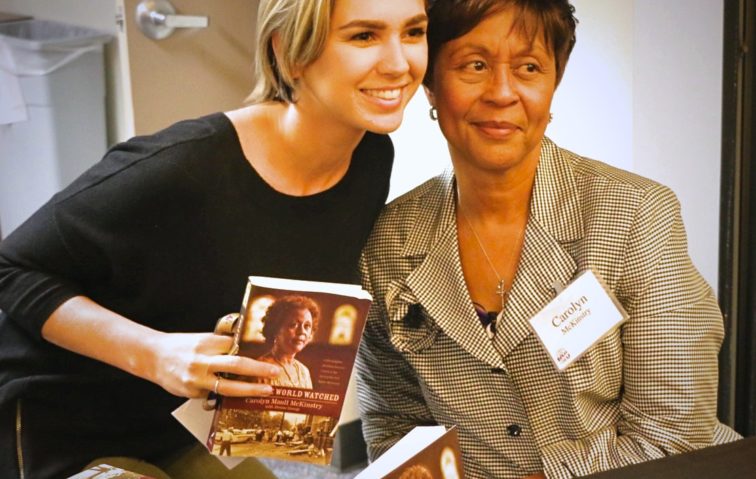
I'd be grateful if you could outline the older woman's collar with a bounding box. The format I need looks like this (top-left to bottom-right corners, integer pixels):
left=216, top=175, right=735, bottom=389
left=400, top=169, right=457, bottom=258
left=530, top=137, right=585, bottom=243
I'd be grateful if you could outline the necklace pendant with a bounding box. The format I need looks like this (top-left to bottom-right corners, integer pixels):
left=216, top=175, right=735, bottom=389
left=496, top=279, right=507, bottom=309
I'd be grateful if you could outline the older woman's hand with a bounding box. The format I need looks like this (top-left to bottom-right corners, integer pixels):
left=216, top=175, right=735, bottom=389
left=148, top=331, right=281, bottom=398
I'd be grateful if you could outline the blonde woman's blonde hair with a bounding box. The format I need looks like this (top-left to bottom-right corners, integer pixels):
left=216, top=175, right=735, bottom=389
left=248, top=0, right=333, bottom=103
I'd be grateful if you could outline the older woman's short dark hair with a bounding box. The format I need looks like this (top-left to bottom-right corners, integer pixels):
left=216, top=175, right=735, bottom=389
left=261, top=295, right=321, bottom=346
left=424, top=0, right=578, bottom=88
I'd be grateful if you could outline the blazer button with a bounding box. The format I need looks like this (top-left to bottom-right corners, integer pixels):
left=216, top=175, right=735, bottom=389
left=507, top=424, right=522, bottom=437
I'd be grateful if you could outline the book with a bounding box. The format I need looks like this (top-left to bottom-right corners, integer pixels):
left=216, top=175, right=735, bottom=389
left=67, top=464, right=155, bottom=479
left=204, top=276, right=372, bottom=465
left=356, top=426, right=465, bottom=479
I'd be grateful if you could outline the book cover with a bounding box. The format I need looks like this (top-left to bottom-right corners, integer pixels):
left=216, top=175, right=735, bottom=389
left=67, top=464, right=155, bottom=479
left=206, top=276, right=372, bottom=465
left=356, top=426, right=465, bottom=479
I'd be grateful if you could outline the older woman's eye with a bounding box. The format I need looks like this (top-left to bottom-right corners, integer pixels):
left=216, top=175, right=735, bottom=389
left=517, top=63, right=541, bottom=74
left=462, top=60, right=488, bottom=72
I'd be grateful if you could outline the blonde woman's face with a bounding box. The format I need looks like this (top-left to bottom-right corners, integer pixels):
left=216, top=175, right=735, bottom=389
left=295, top=0, right=428, bottom=134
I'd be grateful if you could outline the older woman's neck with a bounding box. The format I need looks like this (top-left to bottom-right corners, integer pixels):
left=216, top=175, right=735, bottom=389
left=455, top=164, right=536, bottom=222
left=272, top=347, right=296, bottom=365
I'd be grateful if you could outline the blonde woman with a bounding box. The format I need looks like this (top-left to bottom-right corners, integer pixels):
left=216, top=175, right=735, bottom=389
left=0, top=0, right=427, bottom=477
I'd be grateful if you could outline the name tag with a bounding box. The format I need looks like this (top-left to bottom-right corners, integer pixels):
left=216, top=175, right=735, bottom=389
left=528, top=270, right=627, bottom=371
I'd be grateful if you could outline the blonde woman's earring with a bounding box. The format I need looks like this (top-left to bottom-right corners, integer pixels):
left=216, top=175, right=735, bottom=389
left=429, top=107, right=438, bottom=121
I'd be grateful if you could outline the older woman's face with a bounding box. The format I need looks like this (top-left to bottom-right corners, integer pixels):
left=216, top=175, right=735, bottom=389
left=275, top=308, right=314, bottom=356
left=427, top=7, right=557, bottom=174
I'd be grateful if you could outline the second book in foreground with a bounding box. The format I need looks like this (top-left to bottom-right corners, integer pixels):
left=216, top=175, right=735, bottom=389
left=206, top=276, right=372, bottom=465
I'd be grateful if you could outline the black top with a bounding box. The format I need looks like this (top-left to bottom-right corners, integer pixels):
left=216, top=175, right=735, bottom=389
left=0, top=113, right=393, bottom=477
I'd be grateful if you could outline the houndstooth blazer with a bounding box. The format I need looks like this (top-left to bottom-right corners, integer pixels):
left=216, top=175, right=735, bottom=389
left=355, top=137, right=741, bottom=479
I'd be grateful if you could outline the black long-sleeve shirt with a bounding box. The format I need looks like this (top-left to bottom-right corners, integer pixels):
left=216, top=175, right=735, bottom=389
left=0, top=113, right=392, bottom=478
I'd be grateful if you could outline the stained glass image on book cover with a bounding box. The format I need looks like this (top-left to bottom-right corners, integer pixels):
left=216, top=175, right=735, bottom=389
left=206, top=276, right=371, bottom=465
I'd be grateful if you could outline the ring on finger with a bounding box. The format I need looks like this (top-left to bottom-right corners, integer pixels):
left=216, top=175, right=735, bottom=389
left=214, top=313, right=240, bottom=336
left=213, top=376, right=222, bottom=395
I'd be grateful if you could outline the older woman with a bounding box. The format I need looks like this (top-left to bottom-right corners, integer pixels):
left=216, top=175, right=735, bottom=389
left=258, top=295, right=320, bottom=389
left=356, top=1, right=741, bottom=478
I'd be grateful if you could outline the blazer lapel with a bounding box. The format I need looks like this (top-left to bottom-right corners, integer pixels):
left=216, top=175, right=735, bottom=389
left=494, top=138, right=584, bottom=359
left=494, top=218, right=577, bottom=359
left=403, top=172, right=508, bottom=370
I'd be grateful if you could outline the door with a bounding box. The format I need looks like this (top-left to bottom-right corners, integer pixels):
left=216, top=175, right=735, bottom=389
left=120, top=0, right=258, bottom=135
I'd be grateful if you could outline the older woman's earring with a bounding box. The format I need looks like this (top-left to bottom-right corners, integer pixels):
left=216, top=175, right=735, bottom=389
left=549, top=113, right=553, bottom=123
left=429, top=107, right=438, bottom=121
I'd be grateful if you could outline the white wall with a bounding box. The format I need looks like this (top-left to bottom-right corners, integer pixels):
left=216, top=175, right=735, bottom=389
left=390, top=0, right=723, bottom=293
left=0, top=1, right=114, bottom=31
left=0, top=0, right=129, bottom=144
left=632, top=0, right=723, bottom=292
left=550, top=0, right=634, bottom=171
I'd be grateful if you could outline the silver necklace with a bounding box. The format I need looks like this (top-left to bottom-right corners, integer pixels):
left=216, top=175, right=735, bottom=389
left=459, top=209, right=524, bottom=310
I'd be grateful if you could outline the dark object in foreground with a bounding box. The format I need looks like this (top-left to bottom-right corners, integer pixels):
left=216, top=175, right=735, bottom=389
left=583, top=436, right=756, bottom=479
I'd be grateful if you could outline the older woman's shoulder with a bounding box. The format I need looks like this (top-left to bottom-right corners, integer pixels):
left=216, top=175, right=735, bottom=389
left=378, top=172, right=452, bottom=220
left=554, top=143, right=682, bottom=218
left=558, top=144, right=665, bottom=193
left=364, top=172, right=453, bottom=250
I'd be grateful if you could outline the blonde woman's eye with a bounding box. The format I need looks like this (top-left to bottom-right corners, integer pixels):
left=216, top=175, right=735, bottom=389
left=407, top=27, right=426, bottom=38
left=351, top=31, right=375, bottom=42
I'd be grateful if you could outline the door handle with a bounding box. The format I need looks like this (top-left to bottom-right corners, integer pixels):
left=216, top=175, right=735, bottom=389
left=136, top=0, right=209, bottom=40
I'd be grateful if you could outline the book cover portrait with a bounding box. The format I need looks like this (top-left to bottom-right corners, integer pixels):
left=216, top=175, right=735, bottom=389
left=207, top=277, right=371, bottom=464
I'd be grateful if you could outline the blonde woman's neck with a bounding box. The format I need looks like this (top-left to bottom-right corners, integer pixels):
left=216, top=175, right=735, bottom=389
left=226, top=103, right=364, bottom=196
